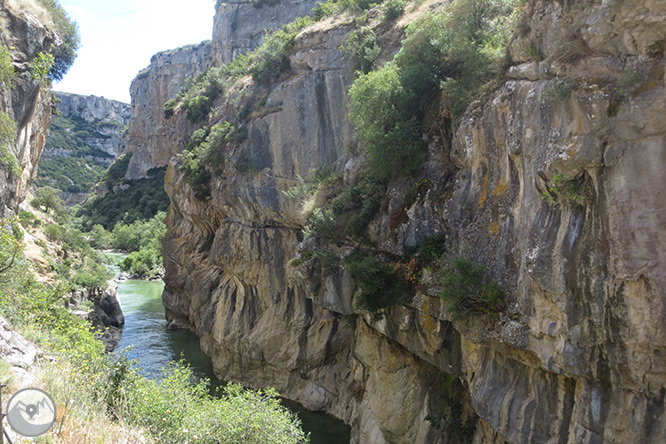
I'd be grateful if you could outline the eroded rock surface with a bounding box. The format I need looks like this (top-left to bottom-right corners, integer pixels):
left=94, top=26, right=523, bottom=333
left=155, top=1, right=666, bottom=443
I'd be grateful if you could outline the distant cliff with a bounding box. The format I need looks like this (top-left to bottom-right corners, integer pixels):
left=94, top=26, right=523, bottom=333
left=37, top=92, right=129, bottom=205
left=122, top=42, right=213, bottom=180
left=122, top=0, right=666, bottom=443
left=0, top=1, right=60, bottom=216
left=53, top=92, right=130, bottom=160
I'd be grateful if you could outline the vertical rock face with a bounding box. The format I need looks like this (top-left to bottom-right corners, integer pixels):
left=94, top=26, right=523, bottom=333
left=0, top=2, right=58, bottom=216
left=212, top=0, right=319, bottom=64
left=122, top=42, right=213, bottom=180
left=43, top=92, right=130, bottom=166
left=53, top=92, right=130, bottom=160
left=155, top=1, right=666, bottom=443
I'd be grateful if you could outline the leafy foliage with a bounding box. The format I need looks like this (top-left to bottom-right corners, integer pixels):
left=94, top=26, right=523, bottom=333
left=35, top=156, right=107, bottom=193
left=164, top=67, right=226, bottom=123
left=179, top=122, right=246, bottom=200
left=30, top=186, right=67, bottom=219
left=249, top=29, right=296, bottom=84
left=110, top=361, right=310, bottom=444
left=112, top=212, right=166, bottom=277
left=36, top=0, right=80, bottom=81
left=439, top=258, right=505, bottom=317
left=76, top=167, right=169, bottom=229
left=30, top=51, right=55, bottom=82
left=349, top=63, right=422, bottom=180
left=0, top=111, right=18, bottom=178
left=347, top=0, right=520, bottom=182
left=342, top=27, right=380, bottom=74
left=383, top=0, right=407, bottom=21
left=0, top=218, right=21, bottom=274
left=0, top=44, right=15, bottom=86
left=345, top=251, right=409, bottom=319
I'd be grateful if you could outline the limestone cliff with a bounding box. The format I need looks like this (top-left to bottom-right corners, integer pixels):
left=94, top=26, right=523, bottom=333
left=213, top=0, right=319, bottom=64
left=0, top=1, right=59, bottom=216
left=122, top=42, right=213, bottom=180
left=52, top=91, right=130, bottom=160
left=157, top=1, right=666, bottom=443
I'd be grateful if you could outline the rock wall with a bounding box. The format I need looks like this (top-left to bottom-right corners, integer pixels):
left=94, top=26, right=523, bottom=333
left=158, top=1, right=666, bottom=443
left=122, top=42, right=213, bottom=180
left=212, top=0, right=319, bottom=64
left=53, top=91, right=130, bottom=160
left=0, top=1, right=59, bottom=216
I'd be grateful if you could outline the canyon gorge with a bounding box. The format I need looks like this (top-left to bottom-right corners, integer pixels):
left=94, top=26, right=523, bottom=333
left=1, top=0, right=665, bottom=443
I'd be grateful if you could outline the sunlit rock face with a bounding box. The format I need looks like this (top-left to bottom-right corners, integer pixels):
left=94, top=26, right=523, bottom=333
left=212, top=0, right=319, bottom=65
left=54, top=92, right=130, bottom=161
left=0, top=2, right=59, bottom=216
left=122, top=41, right=213, bottom=180
left=156, top=0, right=666, bottom=442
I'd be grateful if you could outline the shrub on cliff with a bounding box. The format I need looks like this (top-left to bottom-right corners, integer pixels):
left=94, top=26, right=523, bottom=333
left=383, top=0, right=407, bottom=21
left=179, top=122, right=246, bottom=200
left=342, top=27, right=381, bottom=74
left=348, top=63, right=422, bottom=181
left=249, top=30, right=294, bottom=83
left=439, top=257, right=505, bottom=318
left=346, top=251, right=410, bottom=319
left=0, top=44, right=15, bottom=86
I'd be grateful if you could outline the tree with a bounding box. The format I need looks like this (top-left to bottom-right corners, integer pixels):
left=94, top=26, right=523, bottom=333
left=30, top=186, right=67, bottom=218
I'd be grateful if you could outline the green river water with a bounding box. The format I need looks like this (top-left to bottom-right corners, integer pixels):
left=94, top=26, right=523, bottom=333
left=109, top=255, right=350, bottom=443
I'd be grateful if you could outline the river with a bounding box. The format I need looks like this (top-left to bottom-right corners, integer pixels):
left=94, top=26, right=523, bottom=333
left=108, top=254, right=350, bottom=443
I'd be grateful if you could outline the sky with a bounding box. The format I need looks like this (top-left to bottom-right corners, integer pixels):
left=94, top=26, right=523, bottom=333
left=53, top=0, right=216, bottom=104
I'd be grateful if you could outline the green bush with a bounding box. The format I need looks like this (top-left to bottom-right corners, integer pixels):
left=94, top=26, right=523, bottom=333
left=416, top=233, right=447, bottom=264
left=345, top=251, right=409, bottom=319
left=18, top=210, right=37, bottom=228
left=250, top=30, right=296, bottom=84
left=346, top=0, right=520, bottom=182
left=179, top=122, right=246, bottom=200
left=30, top=51, right=55, bottom=82
left=43, top=223, right=62, bottom=242
left=349, top=63, right=422, bottom=180
left=89, top=224, right=112, bottom=249
left=383, top=0, right=407, bottom=21
left=0, top=145, right=19, bottom=179
left=0, top=44, right=15, bottom=86
left=31, top=186, right=67, bottom=218
left=0, top=110, right=15, bottom=146
left=110, top=361, right=309, bottom=444
left=120, top=247, right=161, bottom=277
left=0, top=218, right=21, bottom=274
left=0, top=111, right=18, bottom=178
left=439, top=258, right=505, bottom=318
left=166, top=67, right=226, bottom=124
left=342, top=27, right=380, bottom=74
left=543, top=78, right=576, bottom=104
